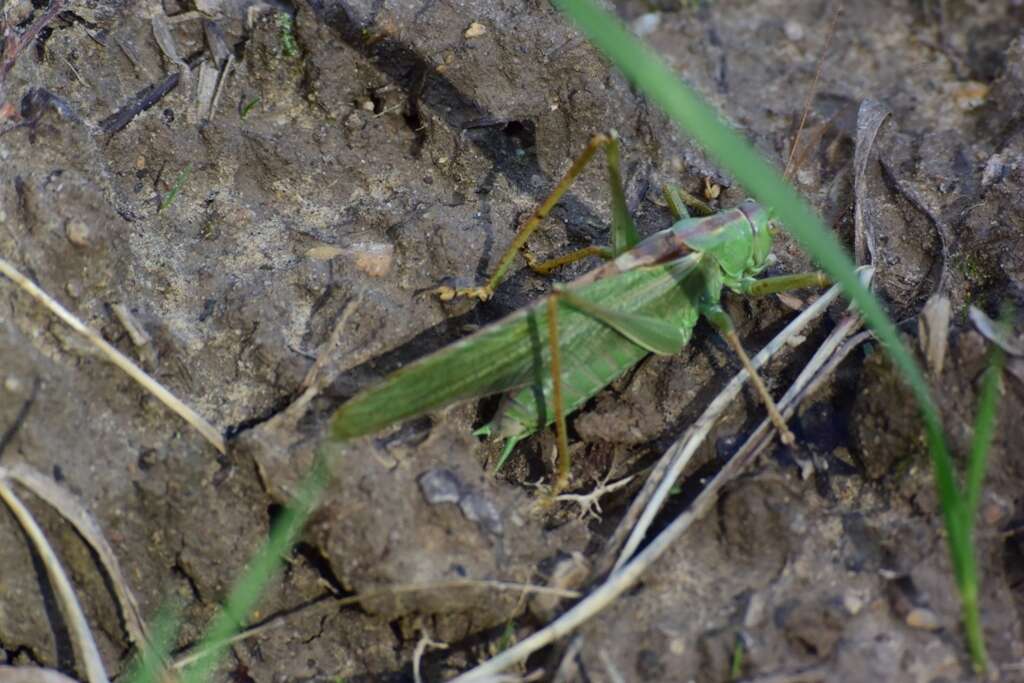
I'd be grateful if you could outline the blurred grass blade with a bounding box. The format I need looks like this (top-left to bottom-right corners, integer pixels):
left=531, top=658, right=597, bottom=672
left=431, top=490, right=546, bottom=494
left=159, top=164, right=192, bottom=213
left=128, top=457, right=328, bottom=683
left=965, top=346, right=1003, bottom=517
left=179, top=458, right=325, bottom=683
left=123, top=604, right=180, bottom=683
left=956, top=340, right=1003, bottom=670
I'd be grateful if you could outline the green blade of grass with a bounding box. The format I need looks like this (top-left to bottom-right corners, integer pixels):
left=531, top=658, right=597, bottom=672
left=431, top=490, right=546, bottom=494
left=179, top=459, right=325, bottom=683
left=729, top=634, right=745, bottom=681
left=159, top=164, right=192, bottom=213
left=128, top=456, right=328, bottom=683
left=956, top=341, right=1003, bottom=669
left=551, top=0, right=981, bottom=669
left=965, top=347, right=1003, bottom=517
left=240, top=97, right=261, bottom=119
left=122, top=604, right=181, bottom=682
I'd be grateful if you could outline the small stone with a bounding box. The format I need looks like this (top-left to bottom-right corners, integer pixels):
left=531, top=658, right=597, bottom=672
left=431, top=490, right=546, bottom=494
left=981, top=494, right=1011, bottom=526
left=194, top=0, right=223, bottom=14
left=744, top=592, right=767, bottom=627
left=784, top=20, right=804, bottom=42
left=65, top=280, right=83, bottom=298
left=632, top=12, right=661, bottom=37
left=953, top=80, right=989, bottom=111
left=4, top=375, right=23, bottom=393
left=418, top=468, right=463, bottom=505
left=842, top=592, right=864, bottom=615
left=905, top=607, right=942, bottom=631
left=65, top=220, right=91, bottom=247
left=458, top=490, right=503, bottom=536
left=981, top=154, right=1007, bottom=187
left=135, top=155, right=146, bottom=170
left=350, top=242, right=394, bottom=277
left=464, top=21, right=486, bottom=38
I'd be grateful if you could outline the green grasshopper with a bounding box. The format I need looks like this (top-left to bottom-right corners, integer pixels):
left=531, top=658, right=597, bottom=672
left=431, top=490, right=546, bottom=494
left=329, top=132, right=828, bottom=492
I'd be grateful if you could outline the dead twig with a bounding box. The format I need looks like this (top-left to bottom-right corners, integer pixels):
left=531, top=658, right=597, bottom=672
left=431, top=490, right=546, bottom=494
left=550, top=635, right=584, bottom=682
left=0, top=258, right=226, bottom=453
left=0, top=0, right=66, bottom=100
left=98, top=72, right=180, bottom=134
left=2, top=463, right=152, bottom=651
left=852, top=99, right=890, bottom=267
left=207, top=53, right=234, bottom=121
left=602, top=272, right=853, bottom=576
left=412, top=627, right=448, bottom=683
left=596, top=650, right=627, bottom=683
left=0, top=476, right=109, bottom=683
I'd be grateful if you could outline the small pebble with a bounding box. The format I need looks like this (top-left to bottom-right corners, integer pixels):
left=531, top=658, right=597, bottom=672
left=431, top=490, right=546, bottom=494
left=464, top=21, right=486, bottom=38
left=905, top=607, right=942, bottom=631
left=65, top=280, right=83, bottom=298
left=981, top=495, right=1011, bottom=526
left=632, top=12, right=661, bottom=37
left=981, top=154, right=1007, bottom=187
left=65, top=220, right=91, bottom=247
left=350, top=242, right=394, bottom=277
left=418, top=468, right=463, bottom=505
left=743, top=592, right=767, bottom=627
left=4, top=375, right=23, bottom=393
left=784, top=20, right=804, bottom=42
left=842, top=592, right=864, bottom=615
left=459, top=490, right=503, bottom=536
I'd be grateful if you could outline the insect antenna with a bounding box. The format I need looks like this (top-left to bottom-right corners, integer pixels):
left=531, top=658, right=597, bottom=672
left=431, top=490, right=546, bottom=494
left=781, top=4, right=843, bottom=184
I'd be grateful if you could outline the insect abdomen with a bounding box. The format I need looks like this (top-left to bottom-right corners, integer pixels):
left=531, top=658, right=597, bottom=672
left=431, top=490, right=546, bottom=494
left=489, top=262, right=702, bottom=442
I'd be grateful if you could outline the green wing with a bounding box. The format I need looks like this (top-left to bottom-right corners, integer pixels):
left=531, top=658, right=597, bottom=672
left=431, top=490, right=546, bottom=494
left=329, top=255, right=700, bottom=442
left=556, top=289, right=687, bottom=355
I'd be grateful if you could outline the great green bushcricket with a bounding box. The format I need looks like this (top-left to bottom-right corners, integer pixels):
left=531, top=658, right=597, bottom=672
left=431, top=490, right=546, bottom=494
left=328, top=131, right=830, bottom=492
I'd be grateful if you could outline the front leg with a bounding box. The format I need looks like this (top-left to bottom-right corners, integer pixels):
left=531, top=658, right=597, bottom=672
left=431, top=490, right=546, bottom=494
left=739, top=271, right=830, bottom=297
left=700, top=303, right=796, bottom=446
left=437, top=132, right=640, bottom=302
